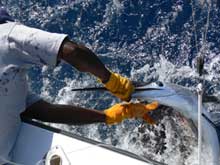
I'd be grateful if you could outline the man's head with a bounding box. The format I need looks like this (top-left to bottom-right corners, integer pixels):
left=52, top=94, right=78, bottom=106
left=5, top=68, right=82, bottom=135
left=0, top=6, right=14, bottom=24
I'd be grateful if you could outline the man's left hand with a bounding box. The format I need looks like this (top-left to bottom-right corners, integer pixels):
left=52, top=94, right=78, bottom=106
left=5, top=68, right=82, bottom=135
left=104, top=102, right=159, bottom=125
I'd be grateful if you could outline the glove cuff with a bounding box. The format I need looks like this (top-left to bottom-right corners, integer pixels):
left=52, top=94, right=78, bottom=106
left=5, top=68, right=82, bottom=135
left=104, top=72, right=119, bottom=91
left=104, top=109, right=121, bottom=125
left=104, top=103, right=124, bottom=125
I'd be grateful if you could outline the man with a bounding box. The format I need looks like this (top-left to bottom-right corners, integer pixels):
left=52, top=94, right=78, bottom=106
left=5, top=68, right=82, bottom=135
left=0, top=6, right=158, bottom=163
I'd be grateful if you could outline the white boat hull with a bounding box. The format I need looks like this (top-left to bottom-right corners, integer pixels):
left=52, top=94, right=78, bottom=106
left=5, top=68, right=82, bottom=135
left=12, top=122, right=159, bottom=165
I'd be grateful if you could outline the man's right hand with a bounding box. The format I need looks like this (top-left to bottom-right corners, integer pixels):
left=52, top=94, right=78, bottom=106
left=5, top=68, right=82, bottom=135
left=59, top=39, right=134, bottom=102
left=103, top=72, right=134, bottom=101
left=104, top=102, right=159, bottom=125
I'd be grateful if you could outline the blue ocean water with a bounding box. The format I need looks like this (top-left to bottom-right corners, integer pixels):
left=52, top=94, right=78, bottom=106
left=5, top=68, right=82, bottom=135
left=2, top=0, right=220, bottom=164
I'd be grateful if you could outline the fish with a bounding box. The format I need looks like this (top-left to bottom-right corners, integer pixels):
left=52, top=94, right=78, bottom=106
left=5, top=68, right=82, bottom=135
left=132, top=81, right=220, bottom=165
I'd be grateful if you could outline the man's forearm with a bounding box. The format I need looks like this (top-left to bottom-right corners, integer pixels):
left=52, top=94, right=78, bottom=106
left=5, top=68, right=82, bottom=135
left=58, top=39, right=111, bottom=83
left=21, top=100, right=106, bottom=125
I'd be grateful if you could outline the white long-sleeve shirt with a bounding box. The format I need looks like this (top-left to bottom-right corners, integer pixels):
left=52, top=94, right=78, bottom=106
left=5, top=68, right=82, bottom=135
left=0, top=22, right=67, bottom=163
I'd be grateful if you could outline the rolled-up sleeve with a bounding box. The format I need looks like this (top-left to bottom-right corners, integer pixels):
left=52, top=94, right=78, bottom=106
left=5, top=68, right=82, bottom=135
left=8, top=23, right=67, bottom=68
left=26, top=92, right=41, bottom=108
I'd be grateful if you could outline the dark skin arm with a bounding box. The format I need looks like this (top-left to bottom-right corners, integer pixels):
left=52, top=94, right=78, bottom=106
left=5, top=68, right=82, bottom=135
left=59, top=38, right=111, bottom=83
left=21, top=38, right=110, bottom=124
left=21, top=100, right=106, bottom=124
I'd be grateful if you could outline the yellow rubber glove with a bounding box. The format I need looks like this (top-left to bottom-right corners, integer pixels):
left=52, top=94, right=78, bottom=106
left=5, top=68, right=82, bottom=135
left=103, top=72, right=134, bottom=101
left=104, top=102, right=158, bottom=125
